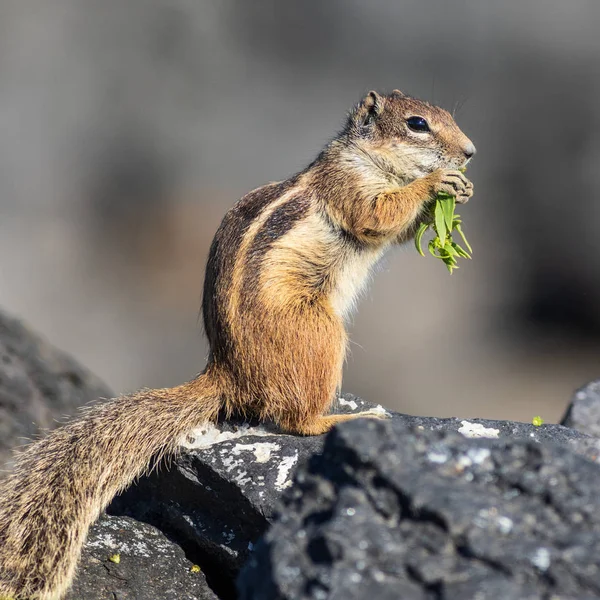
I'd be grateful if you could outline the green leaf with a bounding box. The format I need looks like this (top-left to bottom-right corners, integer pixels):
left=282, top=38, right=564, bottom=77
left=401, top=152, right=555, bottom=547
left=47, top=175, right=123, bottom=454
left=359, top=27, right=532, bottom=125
left=443, top=257, right=458, bottom=274
left=434, top=200, right=447, bottom=245
left=445, top=254, right=458, bottom=266
left=415, top=190, right=472, bottom=274
left=414, top=222, right=429, bottom=257
left=443, top=240, right=458, bottom=256
left=428, top=239, right=438, bottom=257
left=428, top=239, right=443, bottom=259
left=454, top=223, right=473, bottom=254
left=451, top=242, right=471, bottom=259
left=436, top=192, right=454, bottom=201
left=441, top=196, right=456, bottom=231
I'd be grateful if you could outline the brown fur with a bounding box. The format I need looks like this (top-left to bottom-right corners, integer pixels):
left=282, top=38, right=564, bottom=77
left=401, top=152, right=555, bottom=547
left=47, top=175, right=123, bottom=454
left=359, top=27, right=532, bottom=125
left=0, top=90, right=475, bottom=599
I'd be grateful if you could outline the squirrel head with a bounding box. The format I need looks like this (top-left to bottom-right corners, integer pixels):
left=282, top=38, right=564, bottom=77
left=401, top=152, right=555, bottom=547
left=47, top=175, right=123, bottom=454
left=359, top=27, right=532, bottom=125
left=344, top=90, right=476, bottom=181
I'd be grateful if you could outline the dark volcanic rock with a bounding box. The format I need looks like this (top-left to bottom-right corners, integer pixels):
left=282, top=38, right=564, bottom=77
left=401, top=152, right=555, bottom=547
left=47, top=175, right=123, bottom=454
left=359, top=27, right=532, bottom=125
left=0, top=309, right=113, bottom=471
left=238, top=418, right=600, bottom=599
left=5, top=309, right=599, bottom=599
left=111, top=394, right=597, bottom=598
left=65, top=515, right=217, bottom=600
left=337, top=394, right=600, bottom=462
left=561, top=379, right=600, bottom=438
left=110, top=417, right=329, bottom=598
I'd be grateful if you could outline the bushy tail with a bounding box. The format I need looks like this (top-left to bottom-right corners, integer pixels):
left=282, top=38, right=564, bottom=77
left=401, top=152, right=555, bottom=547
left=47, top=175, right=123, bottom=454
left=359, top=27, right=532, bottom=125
left=0, top=370, right=223, bottom=600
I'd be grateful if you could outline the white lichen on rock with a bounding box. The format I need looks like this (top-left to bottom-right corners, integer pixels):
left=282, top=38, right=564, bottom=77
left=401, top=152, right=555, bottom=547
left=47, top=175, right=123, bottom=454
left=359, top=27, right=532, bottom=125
left=230, top=442, right=281, bottom=463
left=179, top=423, right=273, bottom=450
left=338, top=397, right=358, bottom=410
left=85, top=518, right=175, bottom=558
left=530, top=547, right=551, bottom=571
left=458, top=420, right=500, bottom=439
left=275, top=452, right=299, bottom=490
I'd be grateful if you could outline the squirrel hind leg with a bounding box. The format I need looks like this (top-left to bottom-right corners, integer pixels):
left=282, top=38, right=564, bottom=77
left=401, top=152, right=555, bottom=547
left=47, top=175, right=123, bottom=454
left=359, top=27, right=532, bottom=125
left=289, top=410, right=391, bottom=436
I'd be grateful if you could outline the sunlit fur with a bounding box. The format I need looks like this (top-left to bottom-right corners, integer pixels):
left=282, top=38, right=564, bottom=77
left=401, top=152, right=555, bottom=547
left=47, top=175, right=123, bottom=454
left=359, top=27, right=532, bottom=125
left=0, top=90, right=474, bottom=599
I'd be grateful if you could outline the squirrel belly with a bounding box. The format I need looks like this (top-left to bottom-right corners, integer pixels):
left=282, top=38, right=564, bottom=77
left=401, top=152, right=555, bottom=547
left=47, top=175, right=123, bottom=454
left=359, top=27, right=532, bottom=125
left=0, top=89, right=475, bottom=599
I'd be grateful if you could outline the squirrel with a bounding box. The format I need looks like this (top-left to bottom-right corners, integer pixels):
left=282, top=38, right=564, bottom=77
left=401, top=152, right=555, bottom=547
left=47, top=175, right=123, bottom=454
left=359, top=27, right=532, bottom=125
left=0, top=89, right=475, bottom=599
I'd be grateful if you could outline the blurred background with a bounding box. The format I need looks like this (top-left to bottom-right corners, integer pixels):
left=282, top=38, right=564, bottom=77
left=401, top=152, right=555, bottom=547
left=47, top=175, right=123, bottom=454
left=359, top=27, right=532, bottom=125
left=0, top=0, right=599, bottom=423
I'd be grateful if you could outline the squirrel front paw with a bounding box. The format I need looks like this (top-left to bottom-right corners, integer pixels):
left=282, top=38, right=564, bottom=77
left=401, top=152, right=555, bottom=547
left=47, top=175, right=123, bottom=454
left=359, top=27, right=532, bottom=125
left=425, top=169, right=474, bottom=204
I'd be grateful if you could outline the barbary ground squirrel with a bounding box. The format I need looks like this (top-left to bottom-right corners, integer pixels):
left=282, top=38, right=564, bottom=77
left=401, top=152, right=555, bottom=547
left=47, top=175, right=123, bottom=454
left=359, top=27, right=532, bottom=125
left=0, top=89, right=475, bottom=599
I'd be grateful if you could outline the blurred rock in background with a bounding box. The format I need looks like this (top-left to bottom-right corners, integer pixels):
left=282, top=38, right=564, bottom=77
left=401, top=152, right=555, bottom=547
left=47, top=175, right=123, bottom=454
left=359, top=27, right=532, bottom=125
left=0, top=308, right=112, bottom=472
left=1, top=0, right=599, bottom=423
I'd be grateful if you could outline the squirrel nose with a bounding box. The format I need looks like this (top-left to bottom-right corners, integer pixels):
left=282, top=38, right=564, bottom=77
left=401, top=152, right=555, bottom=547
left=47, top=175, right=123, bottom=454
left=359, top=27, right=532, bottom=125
left=463, top=142, right=476, bottom=159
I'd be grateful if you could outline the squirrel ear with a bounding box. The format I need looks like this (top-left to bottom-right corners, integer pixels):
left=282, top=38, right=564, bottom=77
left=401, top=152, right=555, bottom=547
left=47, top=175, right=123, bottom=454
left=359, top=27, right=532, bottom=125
left=353, top=90, right=383, bottom=128
left=392, top=89, right=405, bottom=98
left=363, top=90, right=384, bottom=116
left=349, top=91, right=384, bottom=130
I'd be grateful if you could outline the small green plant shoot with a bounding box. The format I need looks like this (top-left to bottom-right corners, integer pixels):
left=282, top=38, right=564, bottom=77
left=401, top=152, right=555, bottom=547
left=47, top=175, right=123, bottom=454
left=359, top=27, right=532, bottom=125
left=414, top=192, right=473, bottom=274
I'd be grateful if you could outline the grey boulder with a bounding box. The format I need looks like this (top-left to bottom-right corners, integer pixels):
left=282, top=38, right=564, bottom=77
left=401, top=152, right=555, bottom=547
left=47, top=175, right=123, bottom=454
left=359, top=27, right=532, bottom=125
left=65, top=514, right=218, bottom=600
left=238, top=418, right=600, bottom=600
left=561, top=379, right=600, bottom=438
left=0, top=309, right=112, bottom=471
left=111, top=394, right=597, bottom=598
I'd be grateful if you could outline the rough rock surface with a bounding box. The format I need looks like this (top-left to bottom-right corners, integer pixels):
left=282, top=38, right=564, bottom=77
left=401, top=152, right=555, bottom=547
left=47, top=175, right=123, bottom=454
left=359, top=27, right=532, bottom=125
left=109, top=416, right=328, bottom=598
left=110, top=394, right=597, bottom=599
left=6, top=308, right=600, bottom=598
left=561, top=379, right=600, bottom=438
left=238, top=418, right=600, bottom=600
left=0, top=309, right=113, bottom=471
left=65, top=515, right=218, bottom=600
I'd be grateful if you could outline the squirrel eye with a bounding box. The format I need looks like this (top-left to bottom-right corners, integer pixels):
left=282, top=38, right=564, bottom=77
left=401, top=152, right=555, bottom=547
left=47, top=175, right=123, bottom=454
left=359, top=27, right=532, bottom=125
left=406, top=116, right=430, bottom=132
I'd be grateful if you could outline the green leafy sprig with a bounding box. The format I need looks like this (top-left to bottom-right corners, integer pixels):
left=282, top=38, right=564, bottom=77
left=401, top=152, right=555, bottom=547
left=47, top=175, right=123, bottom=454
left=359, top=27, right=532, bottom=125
left=414, top=192, right=473, bottom=274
